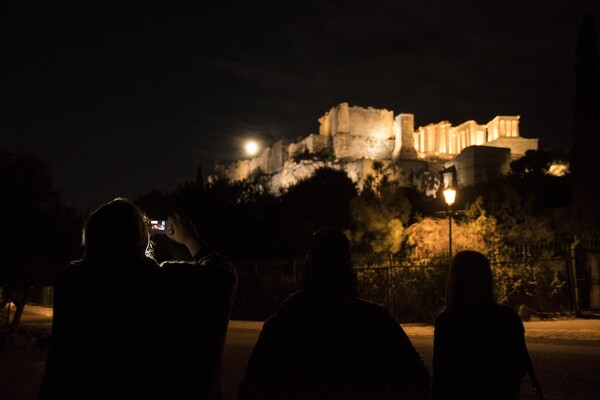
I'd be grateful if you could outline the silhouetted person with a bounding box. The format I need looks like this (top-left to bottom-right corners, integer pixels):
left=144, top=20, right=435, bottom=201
left=39, top=198, right=236, bottom=400
left=432, top=251, right=532, bottom=400
left=238, top=230, right=430, bottom=400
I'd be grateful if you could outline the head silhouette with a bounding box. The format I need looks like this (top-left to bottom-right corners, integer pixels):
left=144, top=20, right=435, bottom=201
left=304, top=230, right=355, bottom=296
left=82, top=198, right=150, bottom=261
left=445, top=250, right=495, bottom=310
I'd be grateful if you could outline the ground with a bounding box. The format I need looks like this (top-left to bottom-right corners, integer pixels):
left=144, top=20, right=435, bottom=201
left=1, top=306, right=599, bottom=400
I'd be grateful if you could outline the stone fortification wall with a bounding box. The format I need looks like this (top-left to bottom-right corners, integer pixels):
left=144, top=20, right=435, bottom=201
left=445, top=146, right=512, bottom=187
left=485, top=137, right=539, bottom=157
left=214, top=145, right=277, bottom=183
left=319, top=103, right=350, bottom=136
left=267, top=139, right=291, bottom=173
left=332, top=135, right=395, bottom=161
left=213, top=134, right=329, bottom=183
left=347, top=105, right=394, bottom=139
left=249, top=147, right=270, bottom=174
left=320, top=103, right=395, bottom=160
left=288, top=134, right=330, bottom=157
left=394, top=113, right=417, bottom=159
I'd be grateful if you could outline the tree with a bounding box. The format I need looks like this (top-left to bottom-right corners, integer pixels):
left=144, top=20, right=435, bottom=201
left=405, top=197, right=500, bottom=261
left=349, top=162, right=411, bottom=252
left=508, top=150, right=552, bottom=179
left=0, top=148, right=82, bottom=331
left=571, top=14, right=600, bottom=234
left=281, top=167, right=357, bottom=255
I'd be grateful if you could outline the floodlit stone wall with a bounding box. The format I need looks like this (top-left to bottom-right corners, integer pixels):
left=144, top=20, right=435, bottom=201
left=445, top=146, right=512, bottom=187
left=249, top=147, right=270, bottom=174
left=267, top=140, right=291, bottom=173
left=320, top=103, right=395, bottom=160
left=347, top=105, right=394, bottom=139
left=319, top=103, right=350, bottom=136
left=394, top=113, right=417, bottom=159
left=288, top=134, right=330, bottom=157
left=332, top=134, right=395, bottom=161
left=485, top=137, right=539, bottom=158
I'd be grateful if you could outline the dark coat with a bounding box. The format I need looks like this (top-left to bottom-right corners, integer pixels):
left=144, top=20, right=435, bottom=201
left=238, top=290, right=431, bottom=400
left=432, top=304, right=532, bottom=400
left=38, top=251, right=236, bottom=400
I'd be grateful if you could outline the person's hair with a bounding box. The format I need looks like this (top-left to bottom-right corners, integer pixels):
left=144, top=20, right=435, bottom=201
left=445, top=250, right=496, bottom=310
left=304, top=229, right=356, bottom=296
left=82, top=198, right=152, bottom=261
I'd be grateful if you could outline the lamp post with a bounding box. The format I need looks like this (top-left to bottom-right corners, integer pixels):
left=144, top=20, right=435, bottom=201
left=443, top=187, right=456, bottom=258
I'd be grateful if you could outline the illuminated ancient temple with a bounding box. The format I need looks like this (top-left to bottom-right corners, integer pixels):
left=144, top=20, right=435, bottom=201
left=213, top=103, right=539, bottom=193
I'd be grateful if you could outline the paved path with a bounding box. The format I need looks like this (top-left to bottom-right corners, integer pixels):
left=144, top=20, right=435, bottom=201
left=227, top=318, right=600, bottom=341
left=3, top=306, right=599, bottom=400
left=224, top=320, right=600, bottom=400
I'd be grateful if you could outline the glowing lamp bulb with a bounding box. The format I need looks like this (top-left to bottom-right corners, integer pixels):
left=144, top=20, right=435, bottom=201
left=245, top=141, right=259, bottom=156
left=443, top=187, right=456, bottom=206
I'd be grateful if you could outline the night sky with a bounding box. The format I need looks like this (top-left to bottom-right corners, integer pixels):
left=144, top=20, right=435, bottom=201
left=2, top=1, right=599, bottom=209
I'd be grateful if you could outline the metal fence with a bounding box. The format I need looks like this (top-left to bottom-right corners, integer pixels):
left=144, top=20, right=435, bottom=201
left=229, top=242, right=576, bottom=321
left=18, top=240, right=599, bottom=321
left=352, top=242, right=575, bottom=322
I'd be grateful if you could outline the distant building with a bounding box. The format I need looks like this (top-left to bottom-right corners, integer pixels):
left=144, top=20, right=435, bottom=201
left=212, top=103, right=539, bottom=194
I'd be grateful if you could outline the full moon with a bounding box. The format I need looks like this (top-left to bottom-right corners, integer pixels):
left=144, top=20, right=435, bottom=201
left=245, top=141, right=259, bottom=156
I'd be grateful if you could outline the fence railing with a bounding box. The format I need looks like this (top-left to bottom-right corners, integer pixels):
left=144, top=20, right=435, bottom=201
left=21, top=240, right=597, bottom=321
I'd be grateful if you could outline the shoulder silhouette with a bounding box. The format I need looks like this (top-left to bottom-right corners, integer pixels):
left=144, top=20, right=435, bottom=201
left=432, top=251, right=532, bottom=400
left=239, top=230, right=430, bottom=400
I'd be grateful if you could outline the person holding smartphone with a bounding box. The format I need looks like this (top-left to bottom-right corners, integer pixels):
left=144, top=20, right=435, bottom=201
left=39, top=198, right=236, bottom=400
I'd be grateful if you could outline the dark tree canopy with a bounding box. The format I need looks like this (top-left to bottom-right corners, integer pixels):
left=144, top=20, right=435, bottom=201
left=509, top=150, right=553, bottom=178
left=281, top=167, right=358, bottom=255
left=571, top=14, right=600, bottom=234
left=0, top=148, right=82, bottom=329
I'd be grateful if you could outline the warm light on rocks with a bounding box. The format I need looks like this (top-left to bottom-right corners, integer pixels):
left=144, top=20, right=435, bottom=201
left=546, top=162, right=569, bottom=177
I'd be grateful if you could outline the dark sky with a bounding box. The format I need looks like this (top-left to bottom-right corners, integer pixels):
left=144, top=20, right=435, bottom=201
left=2, top=0, right=599, bottom=209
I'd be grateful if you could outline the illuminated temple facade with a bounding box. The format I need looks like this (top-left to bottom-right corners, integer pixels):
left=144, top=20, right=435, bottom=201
left=213, top=103, right=538, bottom=193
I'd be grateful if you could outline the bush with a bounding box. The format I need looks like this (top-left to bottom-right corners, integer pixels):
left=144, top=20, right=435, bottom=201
left=355, top=258, right=449, bottom=322
left=492, top=258, right=569, bottom=314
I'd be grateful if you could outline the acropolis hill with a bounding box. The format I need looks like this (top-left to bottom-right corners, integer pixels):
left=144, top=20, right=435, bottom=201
left=213, top=103, right=539, bottom=195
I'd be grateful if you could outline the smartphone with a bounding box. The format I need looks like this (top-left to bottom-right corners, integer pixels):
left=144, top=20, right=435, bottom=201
left=149, top=219, right=167, bottom=235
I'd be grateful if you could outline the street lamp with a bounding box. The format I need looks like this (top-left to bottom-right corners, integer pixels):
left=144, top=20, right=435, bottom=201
left=443, top=187, right=456, bottom=258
